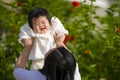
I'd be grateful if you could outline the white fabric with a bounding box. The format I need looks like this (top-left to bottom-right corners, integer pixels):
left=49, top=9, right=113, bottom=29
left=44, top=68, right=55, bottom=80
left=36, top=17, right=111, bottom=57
left=74, top=63, right=81, bottom=80
left=30, top=60, right=44, bottom=70
left=28, top=30, right=56, bottom=60
left=13, top=68, right=46, bottom=80
left=18, top=17, right=68, bottom=60
left=51, top=17, right=68, bottom=37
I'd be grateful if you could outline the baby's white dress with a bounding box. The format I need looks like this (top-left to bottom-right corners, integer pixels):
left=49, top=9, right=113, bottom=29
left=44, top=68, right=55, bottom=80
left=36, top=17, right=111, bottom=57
left=18, top=17, right=68, bottom=69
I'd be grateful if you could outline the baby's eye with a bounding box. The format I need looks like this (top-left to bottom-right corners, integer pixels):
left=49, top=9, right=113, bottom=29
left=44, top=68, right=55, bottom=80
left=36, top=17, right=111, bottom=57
left=33, top=24, right=39, bottom=27
left=42, top=22, right=46, bottom=24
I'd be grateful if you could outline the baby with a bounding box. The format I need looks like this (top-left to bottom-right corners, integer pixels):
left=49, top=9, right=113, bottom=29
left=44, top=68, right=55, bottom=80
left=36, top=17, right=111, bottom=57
left=18, top=7, right=68, bottom=70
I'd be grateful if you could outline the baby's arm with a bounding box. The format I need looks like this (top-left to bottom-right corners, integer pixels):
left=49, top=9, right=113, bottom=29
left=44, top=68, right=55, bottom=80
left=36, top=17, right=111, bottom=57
left=51, top=17, right=68, bottom=47
left=21, top=38, right=33, bottom=47
left=18, top=23, right=33, bottom=62
left=18, top=23, right=33, bottom=46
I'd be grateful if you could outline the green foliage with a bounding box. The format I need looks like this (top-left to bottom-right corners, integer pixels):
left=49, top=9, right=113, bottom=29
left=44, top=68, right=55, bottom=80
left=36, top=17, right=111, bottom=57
left=0, top=0, right=120, bottom=80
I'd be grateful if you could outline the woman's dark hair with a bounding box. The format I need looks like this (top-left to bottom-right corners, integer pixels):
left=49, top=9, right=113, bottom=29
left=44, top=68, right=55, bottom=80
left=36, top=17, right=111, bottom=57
left=28, top=7, right=51, bottom=29
left=40, top=46, right=76, bottom=80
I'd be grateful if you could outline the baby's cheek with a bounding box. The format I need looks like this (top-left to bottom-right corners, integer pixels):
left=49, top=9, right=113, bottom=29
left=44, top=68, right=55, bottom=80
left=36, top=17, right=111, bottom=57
left=33, top=26, right=39, bottom=33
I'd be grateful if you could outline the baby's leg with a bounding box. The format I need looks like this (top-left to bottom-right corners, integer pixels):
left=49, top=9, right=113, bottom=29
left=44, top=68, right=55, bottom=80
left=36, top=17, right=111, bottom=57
left=30, top=60, right=44, bottom=70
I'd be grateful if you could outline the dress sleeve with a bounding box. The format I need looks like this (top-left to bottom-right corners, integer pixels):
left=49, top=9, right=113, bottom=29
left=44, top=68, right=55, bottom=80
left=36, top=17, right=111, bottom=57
left=51, top=17, right=69, bottom=37
left=18, top=23, right=33, bottom=46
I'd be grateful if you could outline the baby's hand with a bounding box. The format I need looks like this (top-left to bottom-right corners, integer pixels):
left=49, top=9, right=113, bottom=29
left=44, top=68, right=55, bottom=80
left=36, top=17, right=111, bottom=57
left=54, top=34, right=66, bottom=47
left=21, top=38, right=35, bottom=47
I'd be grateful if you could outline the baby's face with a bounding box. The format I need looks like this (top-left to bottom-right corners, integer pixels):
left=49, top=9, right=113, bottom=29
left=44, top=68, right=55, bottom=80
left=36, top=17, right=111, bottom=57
left=32, top=16, right=50, bottom=34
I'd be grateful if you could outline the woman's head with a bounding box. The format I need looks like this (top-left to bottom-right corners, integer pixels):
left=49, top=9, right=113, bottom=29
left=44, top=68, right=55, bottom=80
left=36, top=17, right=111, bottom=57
left=28, top=7, right=51, bottom=34
left=40, top=46, right=76, bottom=80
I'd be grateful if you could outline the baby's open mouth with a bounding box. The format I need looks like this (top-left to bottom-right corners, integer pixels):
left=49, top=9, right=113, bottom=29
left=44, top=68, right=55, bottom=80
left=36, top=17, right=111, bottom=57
left=40, top=28, right=46, bottom=30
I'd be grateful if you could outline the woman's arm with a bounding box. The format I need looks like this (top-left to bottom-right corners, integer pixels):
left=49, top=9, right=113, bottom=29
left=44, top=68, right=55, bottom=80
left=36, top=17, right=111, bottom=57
left=54, top=34, right=66, bottom=47
left=15, top=37, right=35, bottom=68
left=15, top=46, right=32, bottom=68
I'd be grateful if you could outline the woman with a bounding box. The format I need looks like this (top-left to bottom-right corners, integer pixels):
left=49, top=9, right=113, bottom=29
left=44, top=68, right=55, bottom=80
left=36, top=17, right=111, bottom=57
left=13, top=46, right=80, bottom=80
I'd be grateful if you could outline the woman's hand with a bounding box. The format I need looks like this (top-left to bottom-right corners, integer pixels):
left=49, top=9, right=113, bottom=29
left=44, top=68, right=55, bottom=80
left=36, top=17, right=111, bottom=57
left=54, top=34, right=66, bottom=47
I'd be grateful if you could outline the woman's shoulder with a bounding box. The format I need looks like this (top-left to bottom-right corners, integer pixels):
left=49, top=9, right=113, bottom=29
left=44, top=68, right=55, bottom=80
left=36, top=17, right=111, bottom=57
left=13, top=68, right=46, bottom=80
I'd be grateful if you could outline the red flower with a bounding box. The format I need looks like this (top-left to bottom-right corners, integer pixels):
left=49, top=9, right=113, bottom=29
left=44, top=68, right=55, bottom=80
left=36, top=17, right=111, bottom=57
left=84, top=49, right=90, bottom=54
left=63, top=35, right=75, bottom=44
left=72, top=1, right=80, bottom=7
left=115, top=27, right=120, bottom=33
left=69, top=36, right=75, bottom=41
left=63, top=35, right=68, bottom=44
left=17, top=0, right=22, bottom=7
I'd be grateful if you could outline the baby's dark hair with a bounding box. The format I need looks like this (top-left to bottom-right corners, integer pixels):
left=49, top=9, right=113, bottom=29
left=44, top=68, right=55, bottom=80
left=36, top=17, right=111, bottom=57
left=28, top=7, right=51, bottom=29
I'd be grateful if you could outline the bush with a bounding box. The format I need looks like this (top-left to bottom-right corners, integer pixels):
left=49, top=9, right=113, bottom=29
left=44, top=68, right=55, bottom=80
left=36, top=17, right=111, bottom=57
left=0, top=0, right=120, bottom=79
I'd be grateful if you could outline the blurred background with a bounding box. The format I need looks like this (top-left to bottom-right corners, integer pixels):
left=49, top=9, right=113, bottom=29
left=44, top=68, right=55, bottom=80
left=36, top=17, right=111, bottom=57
left=0, top=0, right=120, bottom=80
